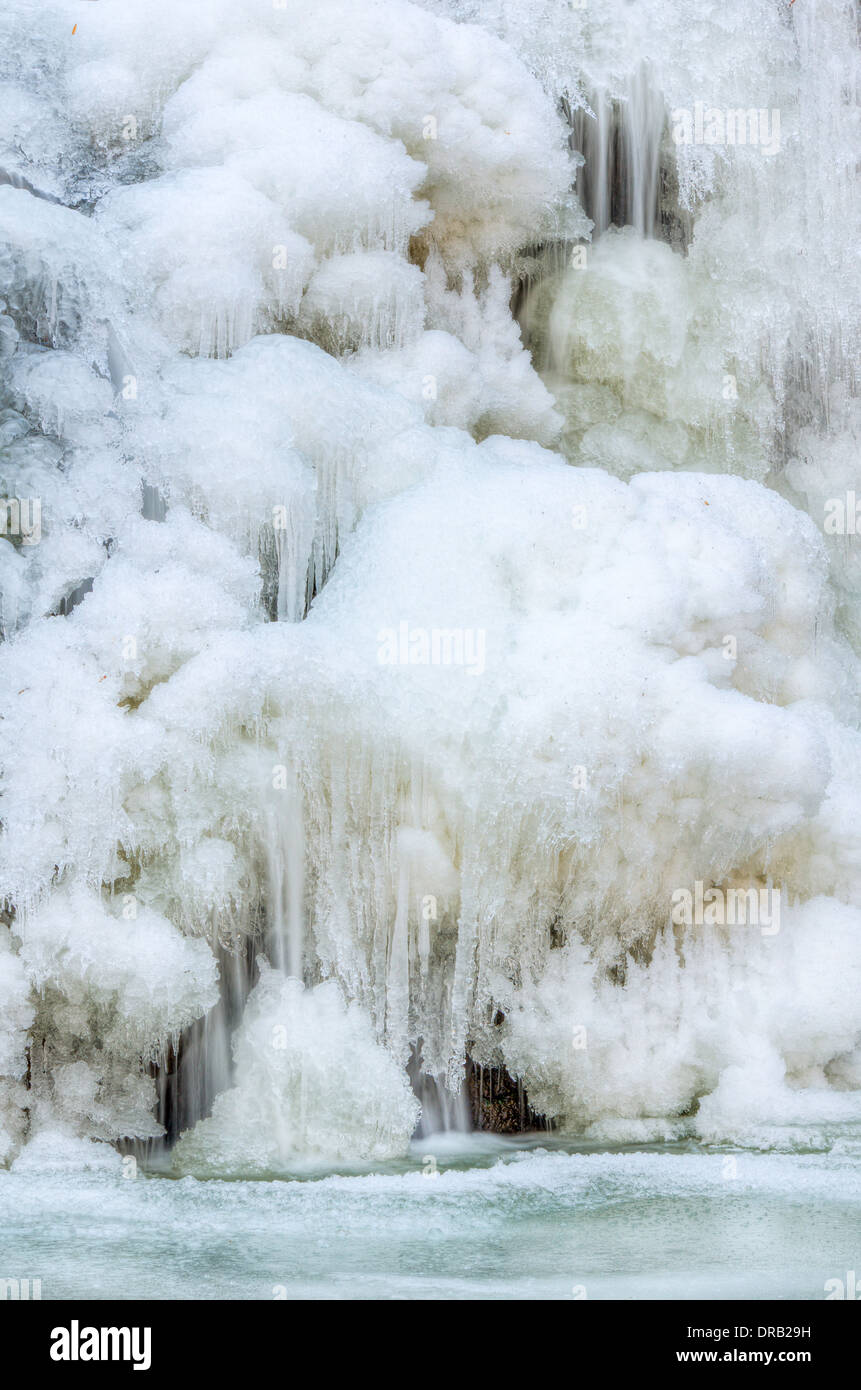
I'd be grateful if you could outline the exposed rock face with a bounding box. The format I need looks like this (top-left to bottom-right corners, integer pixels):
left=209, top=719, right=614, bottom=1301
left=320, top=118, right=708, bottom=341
left=467, top=1059, right=550, bottom=1134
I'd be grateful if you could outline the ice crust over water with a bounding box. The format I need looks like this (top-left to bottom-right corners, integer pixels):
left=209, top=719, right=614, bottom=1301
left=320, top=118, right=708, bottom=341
left=0, top=0, right=859, bottom=1165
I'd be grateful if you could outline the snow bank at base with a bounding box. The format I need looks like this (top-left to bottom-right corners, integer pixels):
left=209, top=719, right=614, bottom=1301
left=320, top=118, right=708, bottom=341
left=10, top=1128, right=122, bottom=1174
left=502, top=898, right=861, bottom=1139
left=173, top=966, right=420, bottom=1172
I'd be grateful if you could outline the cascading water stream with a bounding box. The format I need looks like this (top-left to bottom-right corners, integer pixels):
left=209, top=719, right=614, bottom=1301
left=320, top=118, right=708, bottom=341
left=264, top=775, right=306, bottom=981
left=565, top=67, right=667, bottom=240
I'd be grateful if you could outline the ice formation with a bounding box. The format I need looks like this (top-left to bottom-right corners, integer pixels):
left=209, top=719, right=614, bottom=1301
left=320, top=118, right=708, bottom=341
left=0, top=0, right=859, bottom=1167
left=173, top=965, right=420, bottom=1173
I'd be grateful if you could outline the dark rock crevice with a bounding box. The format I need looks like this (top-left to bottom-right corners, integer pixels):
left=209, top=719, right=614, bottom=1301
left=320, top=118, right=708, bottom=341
left=466, top=1058, right=553, bottom=1134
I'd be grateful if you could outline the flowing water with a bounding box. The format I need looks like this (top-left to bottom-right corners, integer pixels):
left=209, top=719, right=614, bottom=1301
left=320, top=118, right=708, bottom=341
left=4, top=1134, right=861, bottom=1300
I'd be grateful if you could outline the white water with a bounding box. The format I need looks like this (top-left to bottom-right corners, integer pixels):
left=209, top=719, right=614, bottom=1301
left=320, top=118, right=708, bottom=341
left=0, top=0, right=859, bottom=1263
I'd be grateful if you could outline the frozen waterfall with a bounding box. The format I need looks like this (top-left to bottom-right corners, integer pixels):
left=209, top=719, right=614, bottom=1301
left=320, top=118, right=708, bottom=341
left=0, top=0, right=859, bottom=1177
